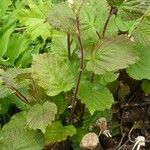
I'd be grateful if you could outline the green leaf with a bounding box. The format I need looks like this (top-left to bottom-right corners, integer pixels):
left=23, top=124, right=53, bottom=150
left=27, top=79, right=49, bottom=104
left=50, top=32, right=76, bottom=58
left=132, top=18, right=150, bottom=47
left=27, top=101, right=57, bottom=133
left=127, top=47, right=150, bottom=80
left=0, top=128, right=44, bottom=150
left=86, top=35, right=139, bottom=75
left=7, top=95, right=29, bottom=111
left=0, top=97, right=12, bottom=114
left=51, top=94, right=68, bottom=114
left=0, top=86, right=13, bottom=99
left=32, top=53, right=75, bottom=96
left=0, top=0, right=11, bottom=16
left=17, top=0, right=52, bottom=40
left=114, top=16, right=135, bottom=32
left=117, top=0, right=150, bottom=20
left=0, top=58, right=13, bottom=67
left=44, top=121, right=76, bottom=144
left=1, top=68, right=31, bottom=88
left=78, top=80, right=114, bottom=114
left=142, top=80, right=150, bottom=94
left=0, top=112, right=44, bottom=150
left=0, top=95, right=29, bottom=115
left=0, top=74, right=13, bottom=98
left=0, top=20, right=16, bottom=57
left=48, top=3, right=76, bottom=34
left=3, top=111, right=32, bottom=128
left=5, top=33, right=30, bottom=65
left=106, top=0, right=124, bottom=7
left=98, top=72, right=119, bottom=85
left=80, top=0, right=118, bottom=46
left=15, top=41, right=44, bottom=68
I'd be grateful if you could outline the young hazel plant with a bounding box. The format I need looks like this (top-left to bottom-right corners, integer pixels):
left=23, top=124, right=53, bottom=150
left=0, top=0, right=150, bottom=149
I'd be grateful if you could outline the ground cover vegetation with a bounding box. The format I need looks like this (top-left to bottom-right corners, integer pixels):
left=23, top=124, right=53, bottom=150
left=0, top=0, right=150, bottom=149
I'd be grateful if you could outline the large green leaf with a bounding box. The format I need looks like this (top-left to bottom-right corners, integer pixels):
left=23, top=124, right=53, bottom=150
left=80, top=0, right=118, bottom=46
left=118, top=0, right=150, bottom=20
left=0, top=0, right=11, bottom=16
left=27, top=79, right=49, bottom=104
left=27, top=101, right=57, bottom=133
left=0, top=20, right=16, bottom=57
left=86, top=35, right=139, bottom=75
left=114, top=16, right=136, bottom=32
left=0, top=112, right=44, bottom=150
left=32, top=53, right=75, bottom=96
left=132, top=18, right=150, bottom=47
left=5, top=95, right=29, bottom=111
left=15, top=41, right=44, bottom=68
left=50, top=32, right=76, bottom=58
left=0, top=86, right=13, bottom=99
left=127, top=47, right=150, bottom=80
left=17, top=0, right=52, bottom=40
left=0, top=97, right=12, bottom=114
left=78, top=80, right=114, bottom=114
left=51, top=94, right=68, bottom=114
left=5, top=33, right=30, bottom=65
left=2, top=111, right=28, bottom=128
left=0, top=128, right=44, bottom=150
left=1, top=68, right=31, bottom=88
left=44, top=121, right=76, bottom=144
left=48, top=2, right=76, bottom=34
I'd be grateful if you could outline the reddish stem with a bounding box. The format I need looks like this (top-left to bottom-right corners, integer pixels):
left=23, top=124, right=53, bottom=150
left=101, top=7, right=115, bottom=38
left=67, top=34, right=71, bottom=61
left=70, top=16, right=84, bottom=123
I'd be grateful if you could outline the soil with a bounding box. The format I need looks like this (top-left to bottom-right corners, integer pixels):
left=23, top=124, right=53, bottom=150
left=99, top=72, right=150, bottom=150
left=44, top=92, right=150, bottom=150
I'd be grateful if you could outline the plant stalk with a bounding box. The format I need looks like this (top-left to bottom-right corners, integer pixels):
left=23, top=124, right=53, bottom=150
left=91, top=6, right=115, bottom=82
left=101, top=6, right=115, bottom=38
left=10, top=86, right=29, bottom=104
left=67, top=34, right=71, bottom=61
left=70, top=16, right=84, bottom=123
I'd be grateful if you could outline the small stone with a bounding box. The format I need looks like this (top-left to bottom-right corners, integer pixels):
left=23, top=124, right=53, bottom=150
left=80, top=132, right=99, bottom=149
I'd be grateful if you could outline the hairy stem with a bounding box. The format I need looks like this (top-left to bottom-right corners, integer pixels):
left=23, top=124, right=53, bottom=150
left=70, top=16, right=84, bottom=123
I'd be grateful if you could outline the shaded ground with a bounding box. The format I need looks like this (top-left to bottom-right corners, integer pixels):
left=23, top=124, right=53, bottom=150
left=45, top=72, right=150, bottom=150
